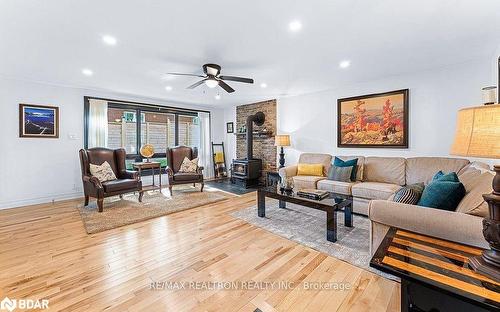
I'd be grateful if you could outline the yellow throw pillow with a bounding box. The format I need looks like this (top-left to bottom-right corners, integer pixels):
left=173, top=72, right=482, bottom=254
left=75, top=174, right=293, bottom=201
left=297, top=163, right=324, bottom=176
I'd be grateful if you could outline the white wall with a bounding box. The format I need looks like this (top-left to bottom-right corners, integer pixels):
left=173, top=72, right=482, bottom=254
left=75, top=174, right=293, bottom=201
left=277, top=59, right=494, bottom=167
left=223, top=108, right=237, bottom=162
left=0, top=77, right=225, bottom=209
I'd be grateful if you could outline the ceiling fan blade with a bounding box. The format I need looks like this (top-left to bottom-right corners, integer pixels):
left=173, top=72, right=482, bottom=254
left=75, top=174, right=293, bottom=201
left=167, top=72, right=205, bottom=78
left=219, top=75, right=254, bottom=84
left=187, top=79, right=207, bottom=89
left=218, top=80, right=235, bottom=93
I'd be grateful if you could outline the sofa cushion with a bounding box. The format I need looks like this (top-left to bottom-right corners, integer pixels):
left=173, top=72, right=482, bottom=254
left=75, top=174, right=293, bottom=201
left=458, top=161, right=491, bottom=192
left=456, top=171, right=495, bottom=218
left=292, top=175, right=326, bottom=190
left=102, top=179, right=139, bottom=193
left=317, top=179, right=357, bottom=195
left=405, top=157, right=469, bottom=185
left=336, top=156, right=365, bottom=181
left=297, top=153, right=332, bottom=176
left=352, top=182, right=401, bottom=200
left=417, top=172, right=465, bottom=211
left=333, top=157, right=358, bottom=181
left=363, top=157, right=406, bottom=185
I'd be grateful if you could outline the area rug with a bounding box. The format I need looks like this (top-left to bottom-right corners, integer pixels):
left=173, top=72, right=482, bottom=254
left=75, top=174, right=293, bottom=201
left=78, top=186, right=229, bottom=234
left=231, top=199, right=397, bottom=280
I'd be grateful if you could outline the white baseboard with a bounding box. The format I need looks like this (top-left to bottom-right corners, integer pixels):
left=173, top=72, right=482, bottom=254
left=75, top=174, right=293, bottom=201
left=0, top=191, right=84, bottom=210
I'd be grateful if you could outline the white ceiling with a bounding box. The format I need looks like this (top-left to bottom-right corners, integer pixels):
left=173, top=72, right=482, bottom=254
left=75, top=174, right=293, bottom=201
left=1, top=0, right=500, bottom=107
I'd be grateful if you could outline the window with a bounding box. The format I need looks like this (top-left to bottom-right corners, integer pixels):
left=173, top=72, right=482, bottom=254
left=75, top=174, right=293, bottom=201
left=140, top=112, right=176, bottom=152
left=84, top=97, right=210, bottom=165
left=178, top=115, right=200, bottom=147
left=107, top=108, right=138, bottom=154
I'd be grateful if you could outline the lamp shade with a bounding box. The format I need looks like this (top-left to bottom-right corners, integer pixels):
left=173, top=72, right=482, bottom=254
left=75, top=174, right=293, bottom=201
left=275, top=135, right=291, bottom=147
left=450, top=104, right=500, bottom=159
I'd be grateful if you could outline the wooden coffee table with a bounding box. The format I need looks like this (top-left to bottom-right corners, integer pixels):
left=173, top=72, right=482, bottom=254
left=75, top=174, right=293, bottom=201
left=257, top=186, right=353, bottom=243
left=370, top=227, right=500, bottom=312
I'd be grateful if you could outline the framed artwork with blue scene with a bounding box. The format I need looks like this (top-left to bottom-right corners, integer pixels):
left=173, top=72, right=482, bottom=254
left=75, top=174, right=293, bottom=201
left=19, top=104, right=59, bottom=138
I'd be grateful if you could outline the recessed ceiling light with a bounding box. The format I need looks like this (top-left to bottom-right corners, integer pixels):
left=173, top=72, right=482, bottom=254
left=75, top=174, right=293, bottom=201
left=165, top=86, right=172, bottom=91
left=102, top=35, right=117, bottom=46
left=260, top=83, right=268, bottom=88
left=82, top=68, right=93, bottom=76
left=289, top=20, right=302, bottom=32
left=215, top=94, right=221, bottom=100
left=339, top=60, right=351, bottom=69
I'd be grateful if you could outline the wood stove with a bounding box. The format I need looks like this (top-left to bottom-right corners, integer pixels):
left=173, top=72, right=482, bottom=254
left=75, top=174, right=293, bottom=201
left=231, top=112, right=265, bottom=188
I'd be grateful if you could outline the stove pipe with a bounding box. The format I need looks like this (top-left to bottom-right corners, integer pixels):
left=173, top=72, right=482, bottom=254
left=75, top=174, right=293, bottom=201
left=246, top=111, right=265, bottom=160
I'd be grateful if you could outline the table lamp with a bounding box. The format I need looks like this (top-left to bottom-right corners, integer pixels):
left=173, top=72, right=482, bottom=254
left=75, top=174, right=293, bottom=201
left=450, top=103, right=500, bottom=280
left=275, top=135, right=291, bottom=168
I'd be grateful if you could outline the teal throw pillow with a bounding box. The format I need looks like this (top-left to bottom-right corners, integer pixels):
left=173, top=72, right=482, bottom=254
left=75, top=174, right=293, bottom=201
left=333, top=157, right=358, bottom=182
left=418, top=171, right=465, bottom=211
left=432, top=170, right=460, bottom=182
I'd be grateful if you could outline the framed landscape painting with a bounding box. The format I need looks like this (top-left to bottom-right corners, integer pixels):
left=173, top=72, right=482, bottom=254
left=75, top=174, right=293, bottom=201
left=337, top=89, right=409, bottom=148
left=19, top=104, right=59, bottom=138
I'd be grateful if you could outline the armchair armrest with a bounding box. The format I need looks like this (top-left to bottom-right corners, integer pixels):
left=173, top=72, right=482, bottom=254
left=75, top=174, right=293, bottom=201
left=83, top=175, right=103, bottom=189
left=279, top=165, right=298, bottom=181
left=165, top=166, right=174, bottom=177
left=197, top=166, right=204, bottom=174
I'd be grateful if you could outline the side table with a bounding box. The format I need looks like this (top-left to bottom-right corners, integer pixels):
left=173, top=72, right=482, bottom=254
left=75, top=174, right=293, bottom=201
left=370, top=227, right=500, bottom=311
left=132, top=162, right=162, bottom=192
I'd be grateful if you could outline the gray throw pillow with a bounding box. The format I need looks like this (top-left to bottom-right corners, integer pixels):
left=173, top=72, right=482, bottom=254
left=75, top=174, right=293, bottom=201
left=393, top=182, right=424, bottom=205
left=327, top=166, right=353, bottom=182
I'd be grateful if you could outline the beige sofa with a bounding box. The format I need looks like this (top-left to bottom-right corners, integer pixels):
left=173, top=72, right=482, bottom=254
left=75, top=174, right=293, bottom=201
left=279, top=153, right=493, bottom=254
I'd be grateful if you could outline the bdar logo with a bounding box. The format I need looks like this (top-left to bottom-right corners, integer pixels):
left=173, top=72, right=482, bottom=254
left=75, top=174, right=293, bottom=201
left=0, top=297, right=16, bottom=312
left=0, top=297, right=49, bottom=311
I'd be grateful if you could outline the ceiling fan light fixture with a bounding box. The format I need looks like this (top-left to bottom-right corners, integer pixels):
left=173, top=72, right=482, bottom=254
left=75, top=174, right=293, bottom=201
left=205, top=79, right=219, bottom=88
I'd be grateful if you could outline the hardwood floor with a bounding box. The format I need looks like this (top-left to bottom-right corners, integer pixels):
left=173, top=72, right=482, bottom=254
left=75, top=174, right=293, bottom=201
left=0, top=192, right=400, bottom=311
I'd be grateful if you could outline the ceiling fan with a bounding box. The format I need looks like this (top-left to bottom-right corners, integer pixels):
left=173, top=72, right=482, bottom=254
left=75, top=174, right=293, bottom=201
left=167, top=63, right=254, bottom=93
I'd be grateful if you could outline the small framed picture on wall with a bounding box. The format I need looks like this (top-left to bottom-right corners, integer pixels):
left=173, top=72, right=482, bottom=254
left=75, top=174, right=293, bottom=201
left=226, top=122, right=234, bottom=133
left=19, top=103, right=59, bottom=138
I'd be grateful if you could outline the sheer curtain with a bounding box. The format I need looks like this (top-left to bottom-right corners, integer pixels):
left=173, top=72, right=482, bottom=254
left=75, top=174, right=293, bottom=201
left=198, top=112, right=213, bottom=178
left=88, top=99, right=108, bottom=148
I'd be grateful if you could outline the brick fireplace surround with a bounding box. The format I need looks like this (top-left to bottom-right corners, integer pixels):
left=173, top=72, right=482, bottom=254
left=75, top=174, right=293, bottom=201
left=235, top=99, right=277, bottom=182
